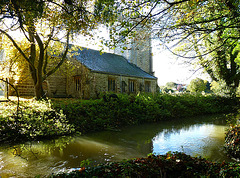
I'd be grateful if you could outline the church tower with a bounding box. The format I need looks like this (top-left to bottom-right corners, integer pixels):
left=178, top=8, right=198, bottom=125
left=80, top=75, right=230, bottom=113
left=114, top=27, right=154, bottom=75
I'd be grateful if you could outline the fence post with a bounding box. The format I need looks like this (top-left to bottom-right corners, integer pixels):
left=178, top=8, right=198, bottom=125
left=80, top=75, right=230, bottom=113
left=5, top=78, right=8, bottom=100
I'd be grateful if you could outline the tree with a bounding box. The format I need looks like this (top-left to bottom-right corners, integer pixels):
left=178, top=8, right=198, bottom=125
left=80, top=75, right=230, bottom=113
left=0, top=0, right=116, bottom=99
left=106, top=1, right=240, bottom=96
left=166, top=82, right=177, bottom=90
left=173, top=1, right=240, bottom=96
left=187, top=78, right=207, bottom=93
left=193, top=35, right=240, bottom=96
left=103, top=1, right=238, bottom=47
left=210, top=80, right=229, bottom=96
left=160, top=86, right=174, bottom=94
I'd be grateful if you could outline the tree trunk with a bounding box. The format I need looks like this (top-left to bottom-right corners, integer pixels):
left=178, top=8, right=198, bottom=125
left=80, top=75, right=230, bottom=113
left=35, top=80, right=44, bottom=99
left=35, top=33, right=45, bottom=100
left=28, top=26, right=46, bottom=100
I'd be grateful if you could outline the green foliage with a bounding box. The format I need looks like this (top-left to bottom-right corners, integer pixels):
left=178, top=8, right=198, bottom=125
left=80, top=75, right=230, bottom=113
left=0, top=99, right=74, bottom=144
left=187, top=78, right=207, bottom=93
left=52, top=152, right=240, bottom=177
left=52, top=93, right=238, bottom=134
left=211, top=80, right=230, bottom=96
left=0, top=0, right=45, bottom=25
left=224, top=111, right=240, bottom=159
left=1, top=93, right=238, bottom=144
left=160, top=86, right=174, bottom=94
left=94, top=0, right=117, bottom=24
left=80, top=159, right=91, bottom=168
left=225, top=125, right=240, bottom=159
left=165, top=82, right=177, bottom=90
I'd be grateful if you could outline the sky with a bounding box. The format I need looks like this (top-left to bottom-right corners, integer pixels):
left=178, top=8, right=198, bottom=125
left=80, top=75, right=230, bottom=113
left=152, top=47, right=210, bottom=86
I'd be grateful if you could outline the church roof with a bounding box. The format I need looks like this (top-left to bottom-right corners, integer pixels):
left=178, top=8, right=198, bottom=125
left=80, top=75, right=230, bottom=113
left=70, top=46, right=157, bottom=79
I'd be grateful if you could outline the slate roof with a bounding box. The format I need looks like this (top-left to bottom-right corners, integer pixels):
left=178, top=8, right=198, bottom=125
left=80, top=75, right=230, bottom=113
left=69, top=46, right=157, bottom=79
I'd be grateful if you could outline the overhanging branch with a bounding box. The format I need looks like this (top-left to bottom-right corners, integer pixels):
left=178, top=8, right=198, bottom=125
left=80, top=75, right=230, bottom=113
left=0, top=29, right=34, bottom=68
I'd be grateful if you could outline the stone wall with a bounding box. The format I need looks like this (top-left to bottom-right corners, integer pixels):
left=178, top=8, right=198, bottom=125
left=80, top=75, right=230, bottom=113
left=9, top=70, right=35, bottom=96
left=67, top=71, right=157, bottom=99
left=47, top=74, right=67, bottom=97
left=7, top=65, right=67, bottom=97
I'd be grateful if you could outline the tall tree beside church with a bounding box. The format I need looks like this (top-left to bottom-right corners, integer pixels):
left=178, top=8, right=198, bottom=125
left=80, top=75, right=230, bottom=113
left=107, top=0, right=240, bottom=96
left=168, top=0, right=240, bottom=96
left=192, top=32, right=240, bottom=96
left=0, top=0, right=117, bottom=99
left=162, top=0, right=240, bottom=96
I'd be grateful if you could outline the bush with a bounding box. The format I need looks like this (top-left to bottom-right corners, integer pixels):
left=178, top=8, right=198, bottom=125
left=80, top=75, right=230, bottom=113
left=52, top=93, right=239, bottom=134
left=0, top=99, right=74, bottom=144
left=225, top=125, right=240, bottom=158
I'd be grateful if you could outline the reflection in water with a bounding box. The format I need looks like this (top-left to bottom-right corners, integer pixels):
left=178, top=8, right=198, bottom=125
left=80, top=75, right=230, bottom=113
left=0, top=114, right=233, bottom=177
left=152, top=124, right=227, bottom=161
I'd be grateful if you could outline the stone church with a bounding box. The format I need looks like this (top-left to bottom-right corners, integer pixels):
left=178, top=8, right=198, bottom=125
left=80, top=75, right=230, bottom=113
left=1, top=29, right=158, bottom=99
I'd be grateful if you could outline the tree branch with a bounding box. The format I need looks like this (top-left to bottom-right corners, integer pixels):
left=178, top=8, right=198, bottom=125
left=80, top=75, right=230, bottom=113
left=43, top=31, right=70, bottom=80
left=0, top=29, right=34, bottom=68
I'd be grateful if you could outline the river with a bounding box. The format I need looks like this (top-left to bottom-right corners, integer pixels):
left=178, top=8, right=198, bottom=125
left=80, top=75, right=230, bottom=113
left=0, top=114, right=233, bottom=177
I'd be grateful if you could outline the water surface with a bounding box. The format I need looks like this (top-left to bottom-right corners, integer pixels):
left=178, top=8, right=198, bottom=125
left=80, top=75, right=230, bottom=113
left=0, top=114, right=232, bottom=177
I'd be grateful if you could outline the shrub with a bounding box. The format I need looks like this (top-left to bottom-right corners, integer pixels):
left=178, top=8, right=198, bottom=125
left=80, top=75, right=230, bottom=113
left=0, top=99, right=74, bottom=144
left=52, top=93, right=239, bottom=134
left=225, top=125, right=240, bottom=159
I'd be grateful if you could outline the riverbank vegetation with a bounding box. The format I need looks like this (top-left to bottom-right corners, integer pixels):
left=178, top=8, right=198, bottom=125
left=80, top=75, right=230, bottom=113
left=224, top=112, right=240, bottom=159
left=0, top=98, right=75, bottom=144
left=53, top=152, right=240, bottom=177
left=52, top=93, right=238, bottom=134
left=0, top=93, right=238, bottom=144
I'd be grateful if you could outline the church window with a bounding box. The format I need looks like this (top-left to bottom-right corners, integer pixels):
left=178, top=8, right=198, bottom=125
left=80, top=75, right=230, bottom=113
left=74, top=76, right=81, bottom=91
left=108, top=78, right=116, bottom=92
left=121, top=81, right=127, bottom=93
left=129, top=80, right=136, bottom=93
left=145, top=81, right=151, bottom=92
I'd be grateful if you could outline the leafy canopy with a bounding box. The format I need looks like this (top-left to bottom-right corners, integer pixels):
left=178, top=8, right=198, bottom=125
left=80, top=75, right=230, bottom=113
left=187, top=78, right=207, bottom=93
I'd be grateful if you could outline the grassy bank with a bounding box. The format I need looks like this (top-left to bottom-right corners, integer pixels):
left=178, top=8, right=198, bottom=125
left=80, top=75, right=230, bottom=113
left=0, top=93, right=238, bottom=144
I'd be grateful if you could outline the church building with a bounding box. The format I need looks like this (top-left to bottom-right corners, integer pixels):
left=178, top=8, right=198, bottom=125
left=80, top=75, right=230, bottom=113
left=0, top=29, right=158, bottom=99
